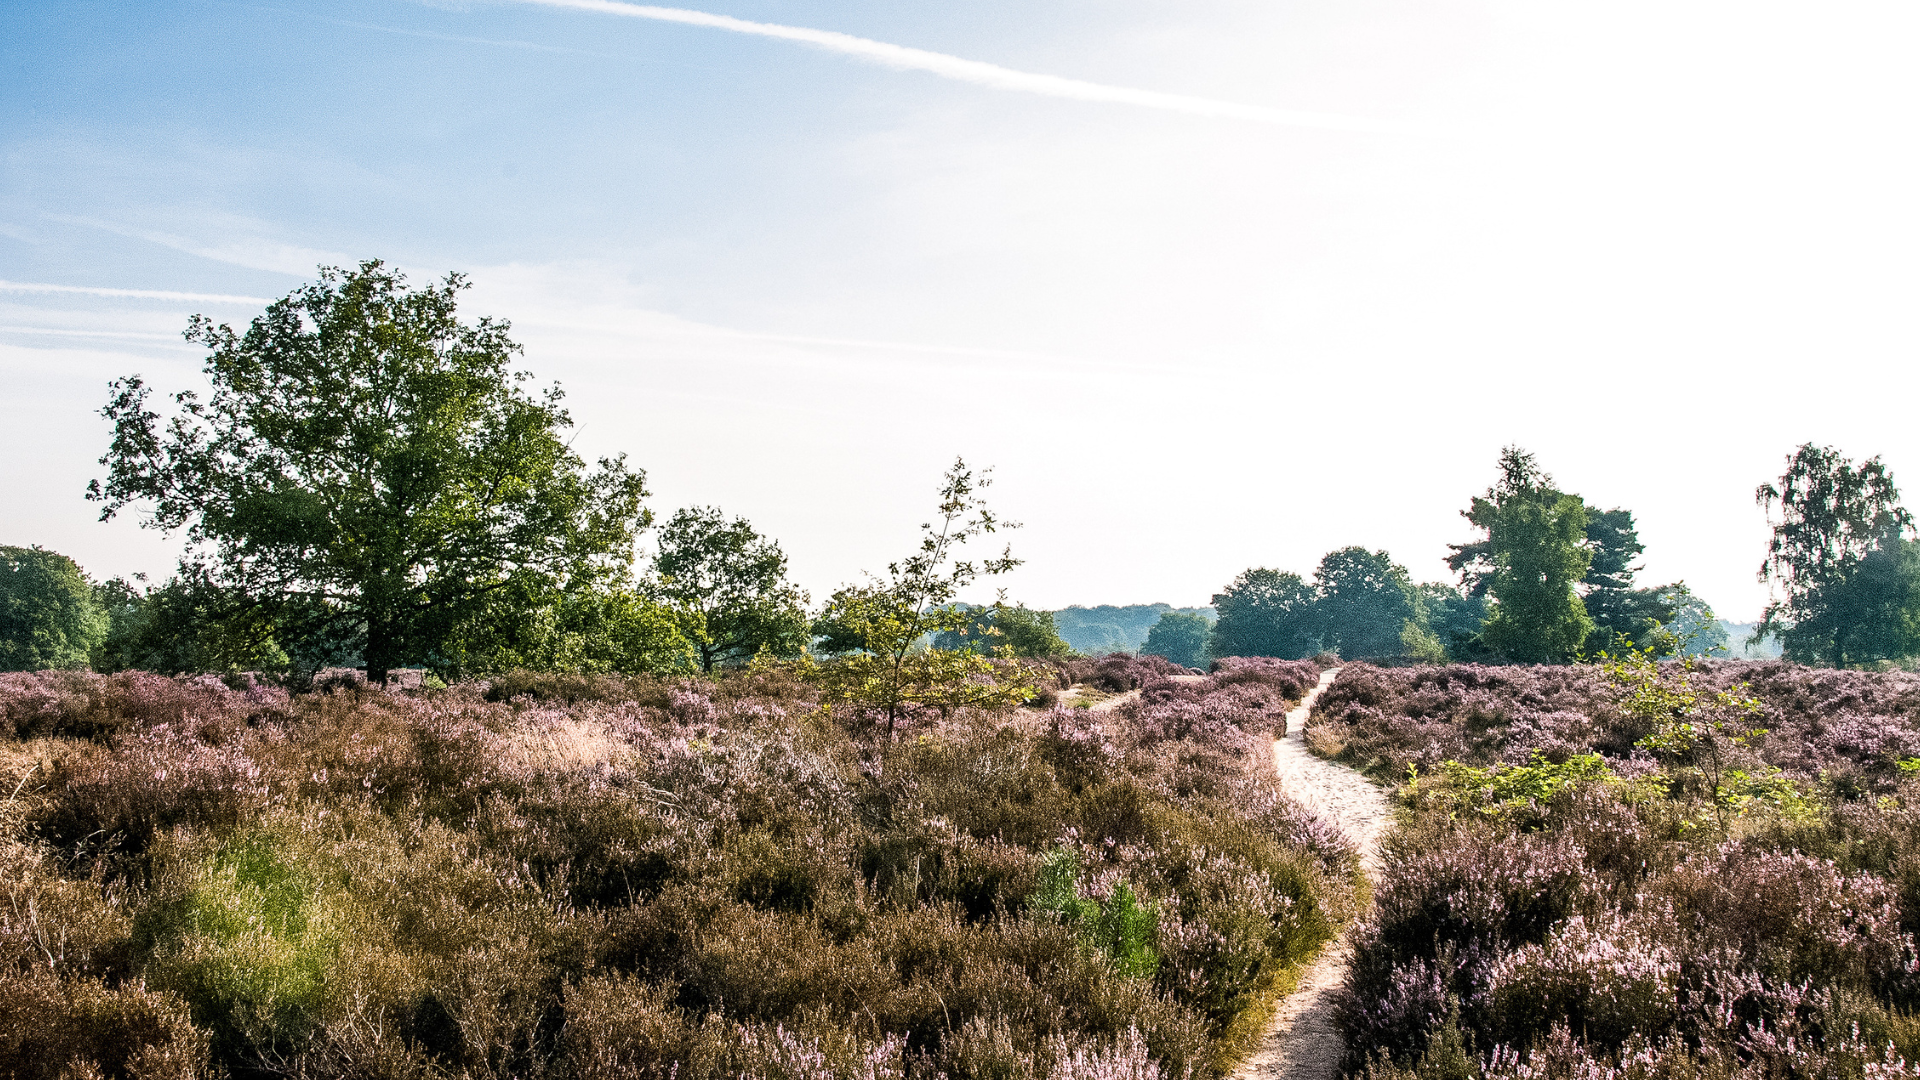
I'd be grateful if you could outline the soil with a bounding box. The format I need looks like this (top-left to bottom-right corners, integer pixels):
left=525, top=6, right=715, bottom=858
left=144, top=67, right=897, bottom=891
left=1233, top=667, right=1392, bottom=1080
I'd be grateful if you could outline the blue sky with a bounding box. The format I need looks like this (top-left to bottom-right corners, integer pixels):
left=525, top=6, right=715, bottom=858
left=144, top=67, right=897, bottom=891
left=6, top=0, right=1920, bottom=619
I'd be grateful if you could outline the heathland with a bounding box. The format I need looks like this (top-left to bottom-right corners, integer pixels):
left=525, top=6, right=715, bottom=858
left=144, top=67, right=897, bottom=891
left=11, top=263, right=1920, bottom=1080
left=0, top=656, right=1362, bottom=1080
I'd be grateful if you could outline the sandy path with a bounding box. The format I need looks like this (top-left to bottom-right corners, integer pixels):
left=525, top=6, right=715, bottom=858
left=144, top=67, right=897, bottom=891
left=1234, top=667, right=1391, bottom=1080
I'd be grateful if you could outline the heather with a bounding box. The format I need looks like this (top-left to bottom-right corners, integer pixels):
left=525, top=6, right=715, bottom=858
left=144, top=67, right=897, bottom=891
left=0, top=659, right=1354, bottom=1080
left=1311, top=660, right=1920, bottom=1078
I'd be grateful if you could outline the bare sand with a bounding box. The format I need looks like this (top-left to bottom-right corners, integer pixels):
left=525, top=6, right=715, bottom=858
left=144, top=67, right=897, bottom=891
left=1234, top=668, right=1392, bottom=1080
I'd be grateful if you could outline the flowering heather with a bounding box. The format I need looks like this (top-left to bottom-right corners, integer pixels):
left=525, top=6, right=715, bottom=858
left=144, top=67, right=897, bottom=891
left=1322, top=662, right=1920, bottom=1078
left=1049, top=653, right=1196, bottom=692
left=0, top=662, right=1349, bottom=1079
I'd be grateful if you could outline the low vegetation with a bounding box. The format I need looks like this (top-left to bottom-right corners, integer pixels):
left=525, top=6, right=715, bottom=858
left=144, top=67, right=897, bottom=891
left=1311, top=658, right=1920, bottom=1078
left=0, top=655, right=1355, bottom=1080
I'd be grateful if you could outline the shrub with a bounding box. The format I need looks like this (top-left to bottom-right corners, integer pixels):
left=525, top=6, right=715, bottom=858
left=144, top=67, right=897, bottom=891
left=1, top=660, right=1346, bottom=1078
left=1327, top=660, right=1920, bottom=1077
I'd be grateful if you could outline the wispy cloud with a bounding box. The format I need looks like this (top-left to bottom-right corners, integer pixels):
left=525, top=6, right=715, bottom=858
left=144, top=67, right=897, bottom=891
left=503, top=0, right=1416, bottom=135
left=0, top=280, right=273, bottom=304
left=0, top=325, right=202, bottom=348
left=46, top=215, right=353, bottom=276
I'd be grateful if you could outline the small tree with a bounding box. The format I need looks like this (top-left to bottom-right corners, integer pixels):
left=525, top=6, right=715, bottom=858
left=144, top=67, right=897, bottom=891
left=1451, top=447, right=1594, bottom=663
left=1208, top=569, right=1320, bottom=660
left=808, top=459, right=1037, bottom=735
left=1142, top=610, right=1210, bottom=668
left=90, top=262, right=650, bottom=682
left=1663, top=584, right=1728, bottom=657
left=1602, top=646, right=1768, bottom=836
left=0, top=546, right=108, bottom=671
left=1757, top=443, right=1920, bottom=668
left=652, top=507, right=811, bottom=672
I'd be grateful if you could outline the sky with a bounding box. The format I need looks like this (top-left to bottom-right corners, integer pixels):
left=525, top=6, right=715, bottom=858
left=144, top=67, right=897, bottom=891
left=4, top=0, right=1919, bottom=621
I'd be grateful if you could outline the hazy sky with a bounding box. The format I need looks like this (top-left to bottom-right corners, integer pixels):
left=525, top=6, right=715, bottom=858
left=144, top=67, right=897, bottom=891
left=5, top=1, right=1918, bottom=620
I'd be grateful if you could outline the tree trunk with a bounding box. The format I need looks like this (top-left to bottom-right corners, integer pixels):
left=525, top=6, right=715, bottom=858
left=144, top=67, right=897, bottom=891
left=365, top=615, right=398, bottom=686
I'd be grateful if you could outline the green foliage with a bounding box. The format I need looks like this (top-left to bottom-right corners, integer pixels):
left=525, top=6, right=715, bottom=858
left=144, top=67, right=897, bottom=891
left=1314, top=547, right=1419, bottom=660
left=1664, top=585, right=1729, bottom=657
left=1580, top=508, right=1682, bottom=657
left=932, top=604, right=1072, bottom=659
left=89, top=572, right=306, bottom=675
left=806, top=460, right=1037, bottom=733
left=139, top=833, right=337, bottom=1063
left=442, top=576, right=697, bottom=677
left=1143, top=610, right=1211, bottom=668
left=0, top=546, right=108, bottom=671
left=1052, top=604, right=1212, bottom=655
left=652, top=507, right=811, bottom=672
left=90, top=261, right=650, bottom=683
left=1031, top=849, right=1160, bottom=980
left=1426, top=751, right=1622, bottom=824
left=1602, top=646, right=1771, bottom=835
left=1413, top=583, right=1487, bottom=660
left=1454, top=447, right=1594, bottom=663
left=1758, top=443, right=1920, bottom=668
left=1208, top=568, right=1320, bottom=660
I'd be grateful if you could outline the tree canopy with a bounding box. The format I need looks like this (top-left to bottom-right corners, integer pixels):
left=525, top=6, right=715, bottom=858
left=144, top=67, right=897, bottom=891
left=652, top=507, right=811, bottom=671
left=1452, top=447, right=1594, bottom=663
left=90, top=262, right=651, bottom=682
left=1757, top=443, right=1920, bottom=667
left=1580, top=507, right=1680, bottom=655
left=933, top=604, right=1071, bottom=659
left=1142, top=610, right=1211, bottom=668
left=0, top=546, right=107, bottom=671
left=1208, top=568, right=1320, bottom=660
left=1313, top=546, right=1417, bottom=660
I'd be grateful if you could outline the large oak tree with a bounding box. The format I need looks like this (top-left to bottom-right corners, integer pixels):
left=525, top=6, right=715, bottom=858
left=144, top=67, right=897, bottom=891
left=91, top=261, right=650, bottom=682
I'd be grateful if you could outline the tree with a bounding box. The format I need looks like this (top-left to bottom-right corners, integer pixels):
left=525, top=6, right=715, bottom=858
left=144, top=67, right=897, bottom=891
left=0, top=546, right=108, bottom=671
left=1451, top=447, right=1593, bottom=663
left=90, top=262, right=650, bottom=683
left=89, top=571, right=308, bottom=675
left=1208, top=569, right=1320, bottom=660
left=1757, top=444, right=1920, bottom=668
left=807, top=459, right=1037, bottom=735
left=441, top=576, right=696, bottom=677
left=1580, top=507, right=1679, bottom=656
left=1142, top=610, right=1210, bottom=669
left=933, top=604, right=1072, bottom=659
left=1413, top=583, right=1487, bottom=659
left=651, top=507, right=811, bottom=672
left=1313, top=546, right=1418, bottom=660
left=1604, top=647, right=1767, bottom=837
left=1663, top=584, right=1729, bottom=657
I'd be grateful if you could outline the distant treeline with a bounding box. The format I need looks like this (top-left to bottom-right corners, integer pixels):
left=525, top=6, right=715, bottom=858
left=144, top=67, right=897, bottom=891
left=1052, top=604, right=1214, bottom=656
left=6, top=264, right=1918, bottom=679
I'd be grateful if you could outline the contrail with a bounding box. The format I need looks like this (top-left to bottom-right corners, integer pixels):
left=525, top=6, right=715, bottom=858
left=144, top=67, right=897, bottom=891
left=0, top=280, right=272, bottom=304
left=506, top=0, right=1414, bottom=135
left=0, top=325, right=201, bottom=346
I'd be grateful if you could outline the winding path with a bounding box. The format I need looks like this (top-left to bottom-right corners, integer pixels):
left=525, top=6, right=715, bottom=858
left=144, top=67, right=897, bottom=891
left=1234, top=667, right=1392, bottom=1080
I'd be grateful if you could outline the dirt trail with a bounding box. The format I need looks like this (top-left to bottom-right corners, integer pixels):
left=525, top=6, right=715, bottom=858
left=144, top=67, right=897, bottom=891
left=1234, top=667, right=1391, bottom=1080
